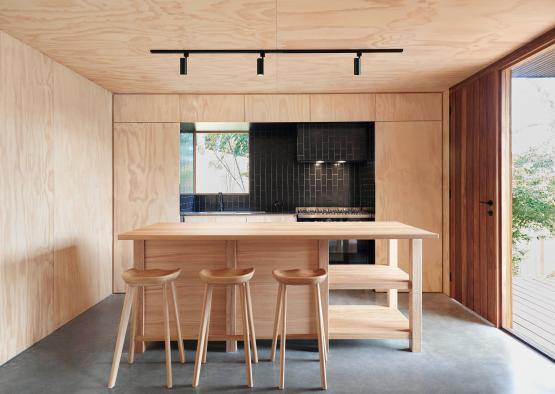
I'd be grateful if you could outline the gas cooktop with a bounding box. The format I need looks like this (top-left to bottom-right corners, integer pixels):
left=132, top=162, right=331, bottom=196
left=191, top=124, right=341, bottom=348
left=296, top=207, right=374, bottom=219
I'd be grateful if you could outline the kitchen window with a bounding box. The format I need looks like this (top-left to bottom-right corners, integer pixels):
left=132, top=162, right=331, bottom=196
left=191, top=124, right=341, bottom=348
left=180, top=123, right=249, bottom=194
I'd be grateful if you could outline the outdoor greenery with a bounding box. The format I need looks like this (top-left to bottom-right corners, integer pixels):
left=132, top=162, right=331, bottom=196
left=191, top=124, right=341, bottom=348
left=512, top=149, right=555, bottom=274
left=204, top=133, right=249, bottom=192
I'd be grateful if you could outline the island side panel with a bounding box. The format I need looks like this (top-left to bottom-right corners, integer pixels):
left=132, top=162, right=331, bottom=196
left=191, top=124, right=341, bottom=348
left=318, top=240, right=329, bottom=348
left=143, top=240, right=228, bottom=339
left=236, top=239, right=320, bottom=338
left=225, top=241, right=237, bottom=351
left=409, top=239, right=423, bottom=352
left=133, top=240, right=145, bottom=352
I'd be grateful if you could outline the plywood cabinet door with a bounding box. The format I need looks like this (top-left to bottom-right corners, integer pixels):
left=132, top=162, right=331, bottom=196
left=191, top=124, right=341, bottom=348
left=245, top=94, right=310, bottom=122
left=113, top=95, right=180, bottom=122
left=310, top=94, right=376, bottom=121
left=113, top=123, right=180, bottom=292
left=375, top=121, right=443, bottom=292
left=375, top=93, right=442, bottom=121
left=179, top=95, right=245, bottom=121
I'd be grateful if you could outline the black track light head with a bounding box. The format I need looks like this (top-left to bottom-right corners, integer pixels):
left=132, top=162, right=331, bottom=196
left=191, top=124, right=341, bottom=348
left=257, top=52, right=265, bottom=76
left=180, top=53, right=188, bottom=75
left=354, top=52, right=362, bottom=76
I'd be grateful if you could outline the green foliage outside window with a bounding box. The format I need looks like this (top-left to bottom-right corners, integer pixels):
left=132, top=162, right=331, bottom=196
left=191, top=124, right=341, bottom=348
left=512, top=149, right=555, bottom=274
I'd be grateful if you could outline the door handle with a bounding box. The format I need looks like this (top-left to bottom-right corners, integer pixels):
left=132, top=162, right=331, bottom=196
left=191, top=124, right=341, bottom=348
left=480, top=199, right=493, bottom=206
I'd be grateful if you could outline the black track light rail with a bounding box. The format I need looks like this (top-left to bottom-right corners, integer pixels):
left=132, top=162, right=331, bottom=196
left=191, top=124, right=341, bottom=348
left=155, top=48, right=403, bottom=76
left=151, top=48, right=403, bottom=55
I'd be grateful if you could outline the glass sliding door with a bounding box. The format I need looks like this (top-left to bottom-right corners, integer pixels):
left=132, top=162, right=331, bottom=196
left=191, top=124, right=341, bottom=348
left=507, top=46, right=555, bottom=359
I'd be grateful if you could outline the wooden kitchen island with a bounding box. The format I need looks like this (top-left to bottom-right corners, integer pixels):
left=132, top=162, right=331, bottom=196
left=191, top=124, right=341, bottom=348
left=119, top=221, right=438, bottom=353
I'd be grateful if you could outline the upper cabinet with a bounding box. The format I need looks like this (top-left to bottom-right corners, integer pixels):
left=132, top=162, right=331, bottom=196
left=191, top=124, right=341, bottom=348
left=114, top=94, right=245, bottom=122
left=180, top=95, right=244, bottom=121
left=375, top=93, right=442, bottom=121
left=244, top=94, right=310, bottom=122
left=310, top=94, right=376, bottom=121
left=114, top=94, right=180, bottom=122
left=114, top=93, right=443, bottom=123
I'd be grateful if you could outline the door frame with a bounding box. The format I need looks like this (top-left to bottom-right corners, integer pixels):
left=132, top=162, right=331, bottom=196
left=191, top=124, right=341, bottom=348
left=500, top=67, right=512, bottom=329
left=499, top=44, right=555, bottom=330
left=450, top=29, right=555, bottom=327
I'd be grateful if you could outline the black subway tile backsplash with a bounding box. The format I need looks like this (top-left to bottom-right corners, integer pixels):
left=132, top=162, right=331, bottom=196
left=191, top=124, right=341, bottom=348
left=193, top=194, right=250, bottom=212
left=180, top=122, right=375, bottom=213
left=180, top=194, right=194, bottom=212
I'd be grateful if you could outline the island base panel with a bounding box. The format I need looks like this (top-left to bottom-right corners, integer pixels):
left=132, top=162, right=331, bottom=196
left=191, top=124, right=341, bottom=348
left=130, top=235, right=423, bottom=350
left=138, top=239, right=323, bottom=343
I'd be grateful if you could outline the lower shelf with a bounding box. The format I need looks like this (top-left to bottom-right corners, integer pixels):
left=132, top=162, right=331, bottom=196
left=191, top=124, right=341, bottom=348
left=329, top=264, right=410, bottom=290
left=329, top=305, right=410, bottom=340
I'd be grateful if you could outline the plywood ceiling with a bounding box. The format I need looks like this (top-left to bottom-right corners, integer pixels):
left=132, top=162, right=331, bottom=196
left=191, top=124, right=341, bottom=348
left=0, top=0, right=553, bottom=94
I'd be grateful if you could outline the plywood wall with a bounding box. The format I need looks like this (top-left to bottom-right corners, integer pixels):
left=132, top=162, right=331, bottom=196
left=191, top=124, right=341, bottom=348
left=0, top=32, right=112, bottom=365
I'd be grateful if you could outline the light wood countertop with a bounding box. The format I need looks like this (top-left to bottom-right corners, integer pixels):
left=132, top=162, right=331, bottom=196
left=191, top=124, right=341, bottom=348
left=119, top=221, right=438, bottom=241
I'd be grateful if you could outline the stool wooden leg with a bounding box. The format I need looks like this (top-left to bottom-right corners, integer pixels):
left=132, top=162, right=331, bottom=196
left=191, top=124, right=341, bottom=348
left=170, top=281, right=185, bottom=364
left=324, top=332, right=328, bottom=361
left=240, top=284, right=253, bottom=387
left=315, top=284, right=328, bottom=361
left=107, top=286, right=136, bottom=388
left=245, top=282, right=258, bottom=364
left=202, top=304, right=211, bottom=364
left=270, top=283, right=283, bottom=362
left=193, top=284, right=212, bottom=388
left=162, top=284, right=173, bottom=388
left=279, top=285, right=288, bottom=390
left=128, top=286, right=139, bottom=364
left=315, top=283, right=327, bottom=389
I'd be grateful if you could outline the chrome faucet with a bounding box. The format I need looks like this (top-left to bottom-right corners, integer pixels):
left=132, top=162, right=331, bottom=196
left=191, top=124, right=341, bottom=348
left=217, top=192, right=224, bottom=211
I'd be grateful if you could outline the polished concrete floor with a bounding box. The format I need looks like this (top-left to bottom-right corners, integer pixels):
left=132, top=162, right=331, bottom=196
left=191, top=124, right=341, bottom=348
left=1, top=292, right=554, bottom=394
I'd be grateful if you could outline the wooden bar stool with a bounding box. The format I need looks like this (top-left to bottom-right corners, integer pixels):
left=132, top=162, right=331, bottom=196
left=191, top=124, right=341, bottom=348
left=107, top=268, right=185, bottom=389
left=270, top=268, right=328, bottom=390
left=192, top=267, right=258, bottom=388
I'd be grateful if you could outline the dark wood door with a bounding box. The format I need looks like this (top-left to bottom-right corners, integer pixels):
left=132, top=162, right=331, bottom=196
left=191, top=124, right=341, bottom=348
left=449, top=71, right=500, bottom=326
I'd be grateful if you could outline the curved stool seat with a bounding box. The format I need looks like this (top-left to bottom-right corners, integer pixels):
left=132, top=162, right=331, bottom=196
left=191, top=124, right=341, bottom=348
left=193, top=267, right=257, bottom=388
left=199, top=267, right=255, bottom=284
left=271, top=267, right=328, bottom=390
left=272, top=268, right=327, bottom=285
left=123, top=268, right=181, bottom=286
left=108, top=268, right=185, bottom=389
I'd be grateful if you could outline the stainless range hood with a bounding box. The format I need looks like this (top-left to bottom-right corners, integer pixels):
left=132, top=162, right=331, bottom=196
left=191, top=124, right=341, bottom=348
left=296, top=122, right=373, bottom=163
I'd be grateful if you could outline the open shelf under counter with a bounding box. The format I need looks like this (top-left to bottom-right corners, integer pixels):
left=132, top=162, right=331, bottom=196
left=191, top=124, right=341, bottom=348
left=329, top=264, right=410, bottom=290
left=329, top=305, right=409, bottom=340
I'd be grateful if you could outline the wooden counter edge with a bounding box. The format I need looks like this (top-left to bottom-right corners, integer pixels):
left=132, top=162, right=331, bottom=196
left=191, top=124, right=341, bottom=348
left=118, top=222, right=439, bottom=241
